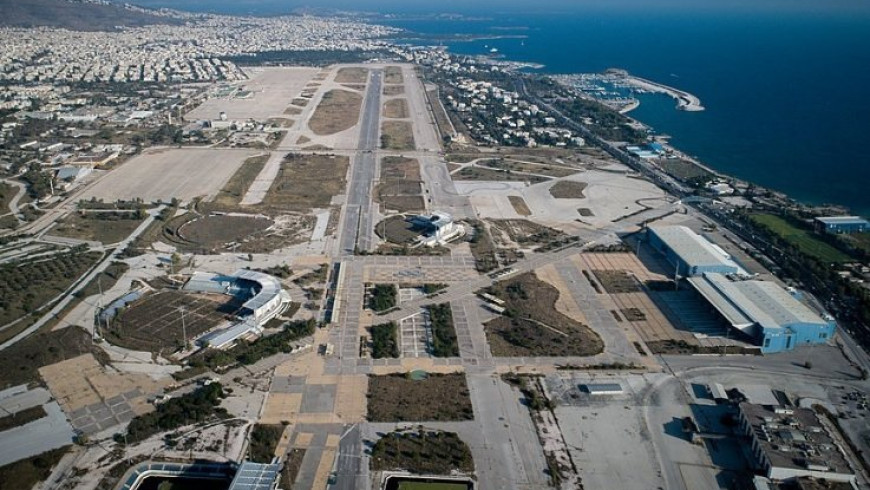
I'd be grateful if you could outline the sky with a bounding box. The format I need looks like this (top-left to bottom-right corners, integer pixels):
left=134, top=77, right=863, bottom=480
left=127, top=0, right=870, bottom=16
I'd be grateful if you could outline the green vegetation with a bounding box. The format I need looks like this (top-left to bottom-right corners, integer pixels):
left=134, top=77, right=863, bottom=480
left=0, top=247, right=102, bottom=326
left=192, top=319, right=316, bottom=371
left=558, top=96, right=646, bottom=144
left=0, top=405, right=47, bottom=431
left=369, top=322, right=399, bottom=359
left=248, top=424, right=285, bottom=463
left=122, top=383, right=227, bottom=443
left=453, top=166, right=549, bottom=184
left=281, top=448, right=306, bottom=488
left=467, top=221, right=498, bottom=273
left=427, top=304, right=459, bottom=358
left=371, top=429, right=473, bottom=474
left=750, top=213, right=850, bottom=263
left=20, top=163, right=53, bottom=199
left=52, top=211, right=145, bottom=244
left=0, top=327, right=101, bottom=389
left=483, top=272, right=604, bottom=357
left=0, top=446, right=70, bottom=490
left=422, top=283, right=448, bottom=294
left=367, top=373, right=474, bottom=422
left=368, top=284, right=397, bottom=312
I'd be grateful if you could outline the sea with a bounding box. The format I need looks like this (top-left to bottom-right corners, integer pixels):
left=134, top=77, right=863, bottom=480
left=133, top=0, right=870, bottom=215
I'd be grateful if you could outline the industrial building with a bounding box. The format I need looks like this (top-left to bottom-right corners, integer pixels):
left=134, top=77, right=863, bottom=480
left=184, top=269, right=292, bottom=349
left=815, top=216, right=869, bottom=234
left=687, top=273, right=836, bottom=354
left=738, top=402, right=855, bottom=484
left=647, top=225, right=746, bottom=277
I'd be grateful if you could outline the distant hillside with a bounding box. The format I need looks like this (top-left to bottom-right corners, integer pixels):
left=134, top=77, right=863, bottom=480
left=0, top=0, right=181, bottom=31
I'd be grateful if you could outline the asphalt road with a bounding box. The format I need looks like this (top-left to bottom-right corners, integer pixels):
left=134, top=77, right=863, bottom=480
left=331, top=424, right=363, bottom=490
left=338, top=69, right=382, bottom=256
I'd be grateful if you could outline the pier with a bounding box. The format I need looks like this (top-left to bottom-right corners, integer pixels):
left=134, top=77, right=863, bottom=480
left=608, top=69, right=705, bottom=111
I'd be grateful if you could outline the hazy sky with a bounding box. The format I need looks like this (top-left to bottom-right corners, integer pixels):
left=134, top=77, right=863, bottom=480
left=128, top=0, right=870, bottom=16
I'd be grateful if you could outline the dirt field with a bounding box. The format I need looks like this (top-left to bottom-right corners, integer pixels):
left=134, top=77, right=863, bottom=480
left=383, top=85, right=405, bottom=96
left=211, top=154, right=270, bottom=208
left=487, top=219, right=566, bottom=248
left=507, top=196, right=532, bottom=216
left=549, top=181, right=588, bottom=199
left=80, top=148, right=258, bottom=203
left=185, top=67, right=318, bottom=121
left=334, top=67, right=368, bottom=84
left=453, top=167, right=550, bottom=184
left=263, top=154, right=349, bottom=211
left=39, top=353, right=165, bottom=424
left=375, top=216, right=420, bottom=245
left=383, top=98, right=409, bottom=119
left=483, top=272, right=604, bottom=357
left=367, top=373, right=473, bottom=422
left=380, top=196, right=425, bottom=213
left=592, top=269, right=641, bottom=294
left=481, top=158, right=579, bottom=178
left=381, top=121, right=415, bottom=151
left=51, top=212, right=144, bottom=244
left=377, top=156, right=425, bottom=213
left=384, top=66, right=404, bottom=84
left=381, top=156, right=421, bottom=180
left=109, top=291, right=236, bottom=354
left=0, top=327, right=100, bottom=390
left=179, top=215, right=273, bottom=246
left=308, top=90, right=363, bottom=135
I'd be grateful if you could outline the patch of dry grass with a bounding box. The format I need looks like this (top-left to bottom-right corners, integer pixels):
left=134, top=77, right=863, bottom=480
left=308, top=90, right=363, bottom=135
left=383, top=98, right=409, bottom=119
left=380, top=121, right=415, bottom=151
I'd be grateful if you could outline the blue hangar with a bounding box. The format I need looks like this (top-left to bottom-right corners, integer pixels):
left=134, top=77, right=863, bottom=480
left=647, top=225, right=835, bottom=353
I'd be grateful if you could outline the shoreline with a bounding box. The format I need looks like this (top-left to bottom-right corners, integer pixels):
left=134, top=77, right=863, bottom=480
left=614, top=70, right=705, bottom=112
left=604, top=68, right=704, bottom=111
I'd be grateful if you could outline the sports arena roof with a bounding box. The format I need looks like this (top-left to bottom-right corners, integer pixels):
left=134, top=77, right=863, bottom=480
left=234, top=269, right=283, bottom=314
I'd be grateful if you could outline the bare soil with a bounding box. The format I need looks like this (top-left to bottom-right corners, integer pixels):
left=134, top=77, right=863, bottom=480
left=380, top=121, right=415, bottom=151
left=549, top=181, right=588, bottom=199
left=508, top=196, right=532, bottom=216
left=308, top=90, right=362, bottom=135
left=383, top=98, right=409, bottom=119
left=334, top=67, right=368, bottom=84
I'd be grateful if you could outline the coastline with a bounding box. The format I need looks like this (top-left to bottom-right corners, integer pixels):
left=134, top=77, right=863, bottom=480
left=609, top=69, right=704, bottom=112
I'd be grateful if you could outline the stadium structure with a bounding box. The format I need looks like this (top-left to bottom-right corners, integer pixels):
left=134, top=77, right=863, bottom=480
left=183, top=269, right=292, bottom=349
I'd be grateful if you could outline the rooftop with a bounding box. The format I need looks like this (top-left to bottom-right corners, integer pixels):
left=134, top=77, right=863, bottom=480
left=649, top=225, right=743, bottom=273
left=234, top=269, right=283, bottom=314
left=816, top=216, right=868, bottom=225
left=741, top=403, right=852, bottom=477
left=688, top=273, right=830, bottom=333
left=228, top=462, right=281, bottom=490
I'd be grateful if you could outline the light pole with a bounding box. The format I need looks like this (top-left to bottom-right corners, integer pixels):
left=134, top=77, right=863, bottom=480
left=179, top=306, right=188, bottom=350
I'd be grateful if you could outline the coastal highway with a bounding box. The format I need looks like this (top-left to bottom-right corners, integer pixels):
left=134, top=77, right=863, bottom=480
left=338, top=69, right=382, bottom=256
left=512, top=77, right=691, bottom=198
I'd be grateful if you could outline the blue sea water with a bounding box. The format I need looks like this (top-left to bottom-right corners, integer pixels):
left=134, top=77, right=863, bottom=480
left=130, top=0, right=870, bottom=214
left=387, top=9, right=870, bottom=215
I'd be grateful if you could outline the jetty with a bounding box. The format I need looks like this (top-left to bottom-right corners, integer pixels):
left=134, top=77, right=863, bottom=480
left=608, top=68, right=705, bottom=111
